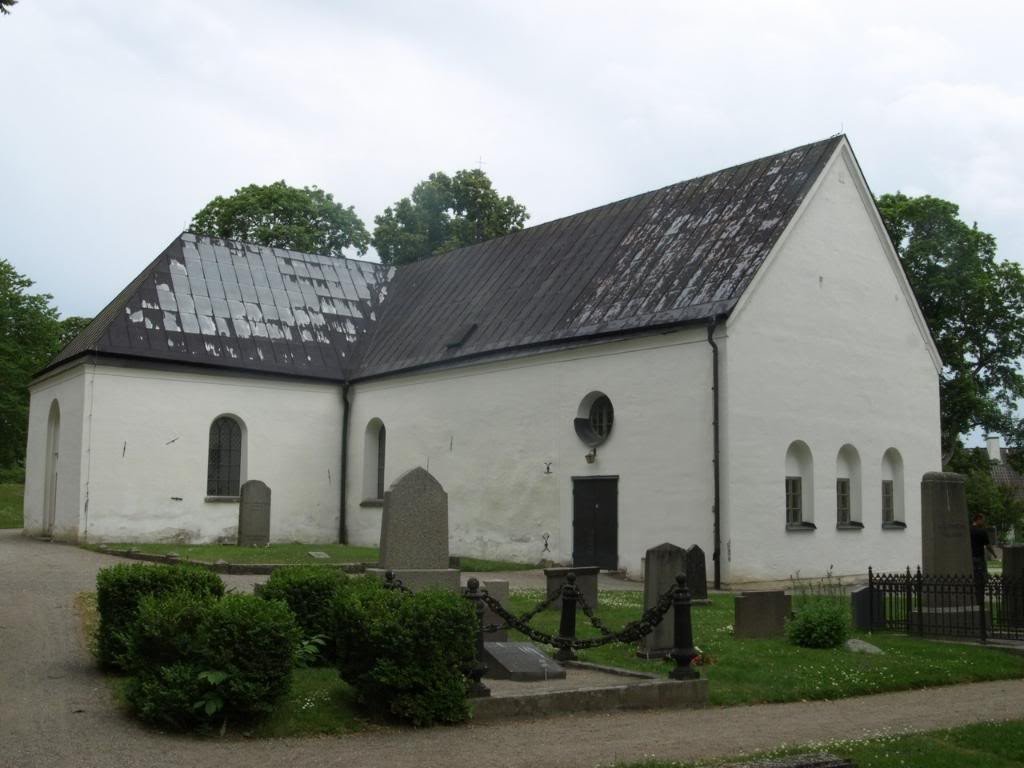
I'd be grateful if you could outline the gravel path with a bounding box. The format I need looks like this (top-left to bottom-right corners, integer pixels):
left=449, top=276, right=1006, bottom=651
left=3, top=529, right=1024, bottom=768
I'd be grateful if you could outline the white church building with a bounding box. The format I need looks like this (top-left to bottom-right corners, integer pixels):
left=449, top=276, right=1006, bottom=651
left=23, top=136, right=942, bottom=585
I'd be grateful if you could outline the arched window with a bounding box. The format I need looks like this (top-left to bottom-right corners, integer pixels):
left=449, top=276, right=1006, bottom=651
left=836, top=444, right=863, bottom=529
left=881, top=448, right=906, bottom=528
left=207, top=416, right=243, bottom=497
left=785, top=440, right=815, bottom=530
left=574, top=391, right=615, bottom=446
left=363, top=419, right=386, bottom=501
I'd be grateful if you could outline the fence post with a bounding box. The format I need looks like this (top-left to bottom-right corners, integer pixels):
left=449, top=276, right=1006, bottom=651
left=669, top=574, right=700, bottom=680
left=554, top=572, right=579, bottom=662
left=915, top=566, right=924, bottom=637
left=904, top=566, right=913, bottom=635
left=868, top=566, right=876, bottom=630
left=462, top=578, right=491, bottom=698
left=978, top=571, right=988, bottom=644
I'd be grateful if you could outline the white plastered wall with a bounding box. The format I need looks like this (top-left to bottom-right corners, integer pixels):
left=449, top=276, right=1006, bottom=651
left=30, top=363, right=345, bottom=544
left=721, top=141, right=941, bottom=584
left=347, top=331, right=716, bottom=578
left=24, top=364, right=90, bottom=539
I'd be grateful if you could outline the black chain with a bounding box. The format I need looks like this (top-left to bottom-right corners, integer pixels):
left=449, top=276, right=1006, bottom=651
left=479, top=581, right=677, bottom=651
left=480, top=583, right=565, bottom=633
left=576, top=590, right=614, bottom=636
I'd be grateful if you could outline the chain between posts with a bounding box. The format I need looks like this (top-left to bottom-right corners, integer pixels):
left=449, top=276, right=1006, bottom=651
left=478, top=579, right=678, bottom=650
left=480, top=583, right=565, bottom=634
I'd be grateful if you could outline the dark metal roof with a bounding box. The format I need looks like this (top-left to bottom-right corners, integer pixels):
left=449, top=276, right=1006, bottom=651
left=45, top=233, right=390, bottom=381
left=354, top=136, right=843, bottom=379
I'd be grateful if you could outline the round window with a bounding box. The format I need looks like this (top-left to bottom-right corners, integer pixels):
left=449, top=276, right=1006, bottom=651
left=574, top=391, right=614, bottom=446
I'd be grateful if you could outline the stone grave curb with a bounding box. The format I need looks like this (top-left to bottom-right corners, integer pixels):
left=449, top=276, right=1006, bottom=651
left=91, top=547, right=369, bottom=575
left=470, top=661, right=708, bottom=722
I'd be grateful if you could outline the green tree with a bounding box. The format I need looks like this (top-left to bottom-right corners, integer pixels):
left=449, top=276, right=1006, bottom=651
left=0, top=260, right=61, bottom=468
left=1, top=1, right=17, bottom=16
left=877, top=193, right=1024, bottom=462
left=373, top=169, right=528, bottom=266
left=190, top=181, right=370, bottom=259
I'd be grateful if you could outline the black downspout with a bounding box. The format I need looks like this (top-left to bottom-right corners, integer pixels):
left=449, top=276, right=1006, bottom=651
left=706, top=319, right=722, bottom=590
left=339, top=382, right=351, bottom=544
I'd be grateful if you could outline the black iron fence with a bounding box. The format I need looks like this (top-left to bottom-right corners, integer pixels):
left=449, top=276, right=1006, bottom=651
left=868, top=566, right=1024, bottom=642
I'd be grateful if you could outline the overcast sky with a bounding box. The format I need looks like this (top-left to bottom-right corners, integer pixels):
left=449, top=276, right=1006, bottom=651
left=2, top=0, right=1023, bottom=319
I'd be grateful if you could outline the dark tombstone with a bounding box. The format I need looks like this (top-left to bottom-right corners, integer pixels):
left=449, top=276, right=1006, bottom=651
left=367, top=467, right=459, bottom=591
left=921, top=472, right=972, bottom=576
left=544, top=566, right=599, bottom=611
left=1002, top=545, right=1024, bottom=627
left=734, top=591, right=791, bottom=638
left=237, top=480, right=271, bottom=546
left=638, top=543, right=685, bottom=658
left=482, top=642, right=566, bottom=681
left=850, top=585, right=885, bottom=631
left=482, top=579, right=509, bottom=641
left=683, top=544, right=709, bottom=601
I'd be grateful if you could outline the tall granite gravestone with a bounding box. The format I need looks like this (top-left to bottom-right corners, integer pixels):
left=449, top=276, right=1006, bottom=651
left=366, top=467, right=460, bottom=591
left=920, top=472, right=971, bottom=576
left=683, top=544, right=709, bottom=601
left=237, top=480, right=271, bottom=546
left=482, top=580, right=510, bottom=641
left=638, top=543, right=685, bottom=658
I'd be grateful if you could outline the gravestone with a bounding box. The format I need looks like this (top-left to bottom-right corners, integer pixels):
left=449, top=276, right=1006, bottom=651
left=1003, top=545, right=1024, bottom=627
left=734, top=591, right=791, bottom=638
left=237, top=480, right=271, bottom=546
left=683, top=544, right=709, bottom=601
left=544, top=566, right=599, bottom=611
left=638, top=543, right=685, bottom=658
left=482, top=641, right=567, bottom=681
left=920, top=472, right=972, bottom=576
left=366, top=467, right=459, bottom=591
left=850, top=585, right=885, bottom=631
left=482, top=579, right=510, bottom=641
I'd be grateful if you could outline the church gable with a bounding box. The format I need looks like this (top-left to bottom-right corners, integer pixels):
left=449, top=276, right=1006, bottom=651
left=45, top=233, right=390, bottom=380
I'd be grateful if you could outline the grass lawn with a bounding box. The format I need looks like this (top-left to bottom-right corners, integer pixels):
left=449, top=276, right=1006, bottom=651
left=89, top=541, right=542, bottom=571
left=91, top=541, right=380, bottom=564
left=504, top=589, right=1024, bottom=706
left=615, top=719, right=1024, bottom=767
left=0, top=483, right=24, bottom=528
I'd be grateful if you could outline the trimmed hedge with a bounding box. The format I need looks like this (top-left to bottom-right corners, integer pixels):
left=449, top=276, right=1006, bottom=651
left=334, top=577, right=477, bottom=726
left=96, top=563, right=224, bottom=669
left=126, top=593, right=300, bottom=730
left=257, top=566, right=348, bottom=662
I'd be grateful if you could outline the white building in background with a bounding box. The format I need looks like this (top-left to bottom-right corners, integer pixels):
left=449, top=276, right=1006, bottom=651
left=23, top=136, right=942, bottom=585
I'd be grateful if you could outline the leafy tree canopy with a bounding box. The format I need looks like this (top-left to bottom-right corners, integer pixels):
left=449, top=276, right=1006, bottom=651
left=877, top=193, right=1024, bottom=462
left=1, top=1, right=17, bottom=16
left=189, top=181, right=370, bottom=259
left=372, top=169, right=528, bottom=267
left=0, top=260, right=88, bottom=468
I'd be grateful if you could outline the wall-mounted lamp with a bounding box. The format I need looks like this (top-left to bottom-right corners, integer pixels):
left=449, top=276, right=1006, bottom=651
left=585, top=447, right=598, bottom=464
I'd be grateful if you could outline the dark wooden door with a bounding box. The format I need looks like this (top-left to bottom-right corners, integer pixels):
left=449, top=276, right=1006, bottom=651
left=572, top=477, right=618, bottom=570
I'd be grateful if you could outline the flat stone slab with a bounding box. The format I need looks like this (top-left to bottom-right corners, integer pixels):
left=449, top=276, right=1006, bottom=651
left=472, top=662, right=708, bottom=721
left=307, top=551, right=330, bottom=559
left=721, top=754, right=854, bottom=768
left=844, top=638, right=883, bottom=655
left=483, top=642, right=566, bottom=681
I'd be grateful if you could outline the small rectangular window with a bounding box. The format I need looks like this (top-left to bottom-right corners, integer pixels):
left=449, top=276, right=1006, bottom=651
left=785, top=476, right=802, bottom=524
left=836, top=478, right=850, bottom=524
left=882, top=480, right=894, bottom=523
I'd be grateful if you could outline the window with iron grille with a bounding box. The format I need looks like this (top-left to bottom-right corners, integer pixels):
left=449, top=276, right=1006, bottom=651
left=836, top=478, right=851, bottom=525
left=589, top=395, right=614, bottom=440
left=785, top=476, right=802, bottom=524
left=376, top=423, right=386, bottom=499
left=207, top=416, right=242, bottom=497
left=882, top=479, right=895, bottom=523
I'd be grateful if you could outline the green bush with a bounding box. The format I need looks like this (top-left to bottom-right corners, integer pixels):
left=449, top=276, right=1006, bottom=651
left=95, top=563, right=224, bottom=669
left=787, top=598, right=851, bottom=648
left=257, top=566, right=347, bottom=662
left=0, top=465, right=25, bottom=483
left=334, top=577, right=477, bottom=726
left=125, top=593, right=301, bottom=730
